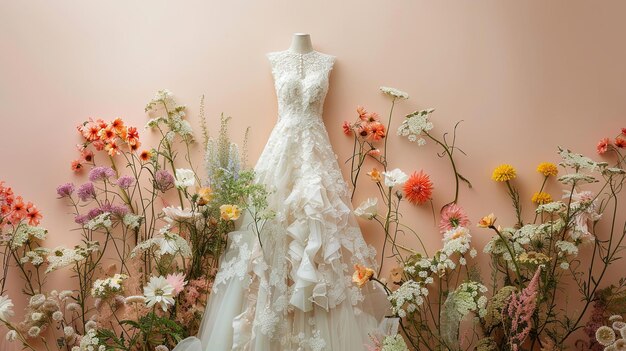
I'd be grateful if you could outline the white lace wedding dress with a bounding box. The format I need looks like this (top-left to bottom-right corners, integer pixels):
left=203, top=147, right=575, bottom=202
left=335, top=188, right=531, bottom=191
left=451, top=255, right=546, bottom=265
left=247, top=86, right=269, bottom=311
left=173, top=50, right=389, bottom=351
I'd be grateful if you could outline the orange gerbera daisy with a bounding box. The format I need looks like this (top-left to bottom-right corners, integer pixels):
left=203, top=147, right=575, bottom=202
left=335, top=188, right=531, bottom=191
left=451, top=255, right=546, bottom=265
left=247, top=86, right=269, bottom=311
left=129, top=141, right=141, bottom=152
left=11, top=196, right=27, bottom=218
left=126, top=126, right=140, bottom=145
left=403, top=171, right=433, bottom=205
left=367, top=122, right=386, bottom=142
left=110, top=118, right=125, bottom=134
left=139, top=150, right=153, bottom=162
left=80, top=122, right=100, bottom=141
left=616, top=137, right=626, bottom=148
left=356, top=106, right=368, bottom=120
left=342, top=121, right=352, bottom=136
left=99, top=125, right=116, bottom=141
left=105, top=140, right=120, bottom=156
left=357, top=125, right=370, bottom=138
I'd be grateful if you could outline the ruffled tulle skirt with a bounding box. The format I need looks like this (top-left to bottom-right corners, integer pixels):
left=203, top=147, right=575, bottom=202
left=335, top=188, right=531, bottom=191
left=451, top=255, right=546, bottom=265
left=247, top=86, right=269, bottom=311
left=173, top=116, right=390, bottom=351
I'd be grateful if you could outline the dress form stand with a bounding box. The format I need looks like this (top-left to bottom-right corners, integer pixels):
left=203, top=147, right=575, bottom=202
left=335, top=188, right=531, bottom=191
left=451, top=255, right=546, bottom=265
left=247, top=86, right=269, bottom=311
left=288, top=33, right=314, bottom=54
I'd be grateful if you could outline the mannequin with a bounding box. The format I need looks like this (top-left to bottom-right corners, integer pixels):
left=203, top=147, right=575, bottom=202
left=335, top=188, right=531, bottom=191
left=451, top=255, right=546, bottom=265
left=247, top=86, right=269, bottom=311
left=288, top=33, right=314, bottom=54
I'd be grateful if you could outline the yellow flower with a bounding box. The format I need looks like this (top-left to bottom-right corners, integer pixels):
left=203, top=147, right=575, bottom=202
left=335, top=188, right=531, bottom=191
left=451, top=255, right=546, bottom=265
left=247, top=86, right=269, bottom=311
left=491, top=164, right=517, bottom=182
left=478, top=213, right=497, bottom=228
left=367, top=168, right=382, bottom=182
left=531, top=192, right=552, bottom=205
left=196, top=187, right=213, bottom=206
left=517, top=251, right=550, bottom=265
left=219, top=204, right=241, bottom=221
left=352, top=264, right=375, bottom=288
left=537, top=162, right=558, bottom=177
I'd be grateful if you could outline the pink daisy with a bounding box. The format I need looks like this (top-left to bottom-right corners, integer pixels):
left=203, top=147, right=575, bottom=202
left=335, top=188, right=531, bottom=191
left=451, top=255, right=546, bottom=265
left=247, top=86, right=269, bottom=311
left=166, top=273, right=187, bottom=296
left=439, top=204, right=470, bottom=233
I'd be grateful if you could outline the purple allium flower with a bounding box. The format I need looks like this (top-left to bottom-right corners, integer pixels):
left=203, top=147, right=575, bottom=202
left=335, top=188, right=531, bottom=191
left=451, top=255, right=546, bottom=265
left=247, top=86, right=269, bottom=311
left=86, top=207, right=104, bottom=220
left=56, top=183, right=75, bottom=198
left=88, top=166, right=116, bottom=182
left=116, top=175, right=135, bottom=190
left=100, top=202, right=129, bottom=218
left=74, top=214, right=89, bottom=225
left=77, top=182, right=96, bottom=202
left=155, top=170, right=175, bottom=192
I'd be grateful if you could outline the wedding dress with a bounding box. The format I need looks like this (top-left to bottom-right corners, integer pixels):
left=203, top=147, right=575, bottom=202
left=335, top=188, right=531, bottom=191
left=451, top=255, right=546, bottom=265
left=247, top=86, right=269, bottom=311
left=173, top=50, right=389, bottom=351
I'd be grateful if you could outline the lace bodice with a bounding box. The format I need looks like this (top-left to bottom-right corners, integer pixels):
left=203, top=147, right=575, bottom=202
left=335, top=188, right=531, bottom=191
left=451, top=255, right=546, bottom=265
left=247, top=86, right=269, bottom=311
left=266, top=50, right=335, bottom=119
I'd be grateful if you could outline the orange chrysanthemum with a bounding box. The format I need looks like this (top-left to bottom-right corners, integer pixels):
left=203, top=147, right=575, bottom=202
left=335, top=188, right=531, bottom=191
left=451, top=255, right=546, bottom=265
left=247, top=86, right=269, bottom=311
left=403, top=171, right=433, bottom=205
left=110, top=118, right=125, bottom=134
left=25, top=203, right=42, bottom=226
left=71, top=160, right=83, bottom=172
left=105, top=140, right=120, bottom=156
left=80, top=122, right=101, bottom=141
left=99, top=125, right=116, bottom=141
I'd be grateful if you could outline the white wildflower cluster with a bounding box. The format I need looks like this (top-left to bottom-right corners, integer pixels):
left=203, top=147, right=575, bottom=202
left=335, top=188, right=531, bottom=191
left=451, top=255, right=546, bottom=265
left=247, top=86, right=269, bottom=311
left=20, top=247, right=50, bottom=266
left=555, top=240, right=579, bottom=256
left=511, top=224, right=540, bottom=246
left=381, top=334, right=409, bottom=351
left=536, top=219, right=566, bottom=236
left=122, top=213, right=143, bottom=230
left=205, top=136, right=242, bottom=189
left=46, top=242, right=100, bottom=273
left=380, top=86, right=409, bottom=100
left=71, top=328, right=105, bottom=351
left=131, top=231, right=191, bottom=259
left=397, top=109, right=435, bottom=146
left=145, top=89, right=193, bottom=140
left=483, top=228, right=521, bottom=261
left=85, top=213, right=112, bottom=230
left=558, top=147, right=607, bottom=172
left=535, top=201, right=566, bottom=214
left=558, top=173, right=597, bottom=185
left=91, top=273, right=128, bottom=298
left=442, top=227, right=473, bottom=258
left=9, top=224, right=47, bottom=249
left=453, top=282, right=488, bottom=318
left=389, top=280, right=428, bottom=318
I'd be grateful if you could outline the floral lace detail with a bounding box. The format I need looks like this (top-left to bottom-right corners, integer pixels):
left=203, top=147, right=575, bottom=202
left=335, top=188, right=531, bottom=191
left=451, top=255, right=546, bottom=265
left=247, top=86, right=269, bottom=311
left=212, top=233, right=252, bottom=293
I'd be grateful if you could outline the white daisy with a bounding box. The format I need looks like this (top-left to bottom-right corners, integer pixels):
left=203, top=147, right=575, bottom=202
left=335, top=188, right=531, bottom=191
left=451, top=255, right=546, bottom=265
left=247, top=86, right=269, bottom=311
left=143, top=276, right=175, bottom=311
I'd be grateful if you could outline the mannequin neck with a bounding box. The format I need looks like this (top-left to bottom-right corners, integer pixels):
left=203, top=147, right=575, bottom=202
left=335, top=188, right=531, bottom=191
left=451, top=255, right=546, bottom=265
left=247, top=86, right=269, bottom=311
left=288, top=33, right=314, bottom=54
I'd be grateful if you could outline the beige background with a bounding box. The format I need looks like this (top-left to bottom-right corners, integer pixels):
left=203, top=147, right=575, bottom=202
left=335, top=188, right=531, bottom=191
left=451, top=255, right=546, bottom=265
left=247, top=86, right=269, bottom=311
left=1, top=0, right=625, bottom=348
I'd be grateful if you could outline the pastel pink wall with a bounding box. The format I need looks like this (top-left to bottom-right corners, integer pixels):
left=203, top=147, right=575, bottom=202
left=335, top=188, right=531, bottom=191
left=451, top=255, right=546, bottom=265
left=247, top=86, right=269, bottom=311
left=1, top=0, right=625, bottom=348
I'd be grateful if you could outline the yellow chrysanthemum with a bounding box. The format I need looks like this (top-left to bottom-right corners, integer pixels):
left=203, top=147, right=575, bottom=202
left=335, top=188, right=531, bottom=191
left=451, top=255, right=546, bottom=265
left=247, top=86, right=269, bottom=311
left=491, top=164, right=517, bottom=182
left=219, top=204, right=241, bottom=221
left=537, top=162, right=558, bottom=177
left=196, top=187, right=213, bottom=206
left=532, top=192, right=552, bottom=205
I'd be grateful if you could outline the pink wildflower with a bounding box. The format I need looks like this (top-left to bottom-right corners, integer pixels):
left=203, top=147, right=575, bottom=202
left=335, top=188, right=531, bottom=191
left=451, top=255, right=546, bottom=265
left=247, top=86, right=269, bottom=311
left=439, top=204, right=470, bottom=232
left=166, top=273, right=187, bottom=296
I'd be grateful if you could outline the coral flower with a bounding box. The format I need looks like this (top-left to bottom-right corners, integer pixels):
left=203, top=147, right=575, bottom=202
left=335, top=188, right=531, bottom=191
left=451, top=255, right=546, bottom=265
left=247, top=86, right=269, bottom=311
left=71, top=160, right=83, bottom=172
left=478, top=213, right=497, bottom=228
left=342, top=121, right=352, bottom=136
left=364, top=112, right=380, bottom=123
left=80, top=122, right=100, bottom=141
left=139, top=150, right=153, bottom=162
left=92, top=140, right=105, bottom=151
left=403, top=171, right=433, bottom=205
left=596, top=138, right=610, bottom=155
left=615, top=137, right=626, bottom=148
left=81, top=150, right=94, bottom=163
left=358, top=125, right=370, bottom=138
left=129, top=141, right=141, bottom=152
left=126, top=126, right=140, bottom=145
left=622, top=128, right=626, bottom=136
left=439, top=204, right=470, bottom=232
left=531, top=192, right=552, bottom=205
left=536, top=162, right=558, bottom=177
left=367, top=168, right=382, bottom=182
left=25, top=204, right=42, bottom=226
left=491, top=164, right=517, bottom=182
left=367, top=149, right=381, bottom=157
left=357, top=106, right=368, bottom=120
left=352, top=264, right=374, bottom=288
left=110, top=118, right=125, bottom=135
left=367, top=122, right=386, bottom=142
left=105, top=140, right=120, bottom=156
left=99, top=125, right=116, bottom=141
left=11, top=197, right=27, bottom=218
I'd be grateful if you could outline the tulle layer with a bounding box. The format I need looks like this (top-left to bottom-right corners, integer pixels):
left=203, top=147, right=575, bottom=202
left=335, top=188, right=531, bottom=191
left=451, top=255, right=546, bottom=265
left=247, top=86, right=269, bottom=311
left=173, top=116, right=390, bottom=351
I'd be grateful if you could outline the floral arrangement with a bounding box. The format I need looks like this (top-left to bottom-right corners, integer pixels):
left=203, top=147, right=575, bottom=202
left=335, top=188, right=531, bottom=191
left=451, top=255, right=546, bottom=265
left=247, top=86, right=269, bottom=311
left=346, top=87, right=626, bottom=351
left=0, top=90, right=269, bottom=350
